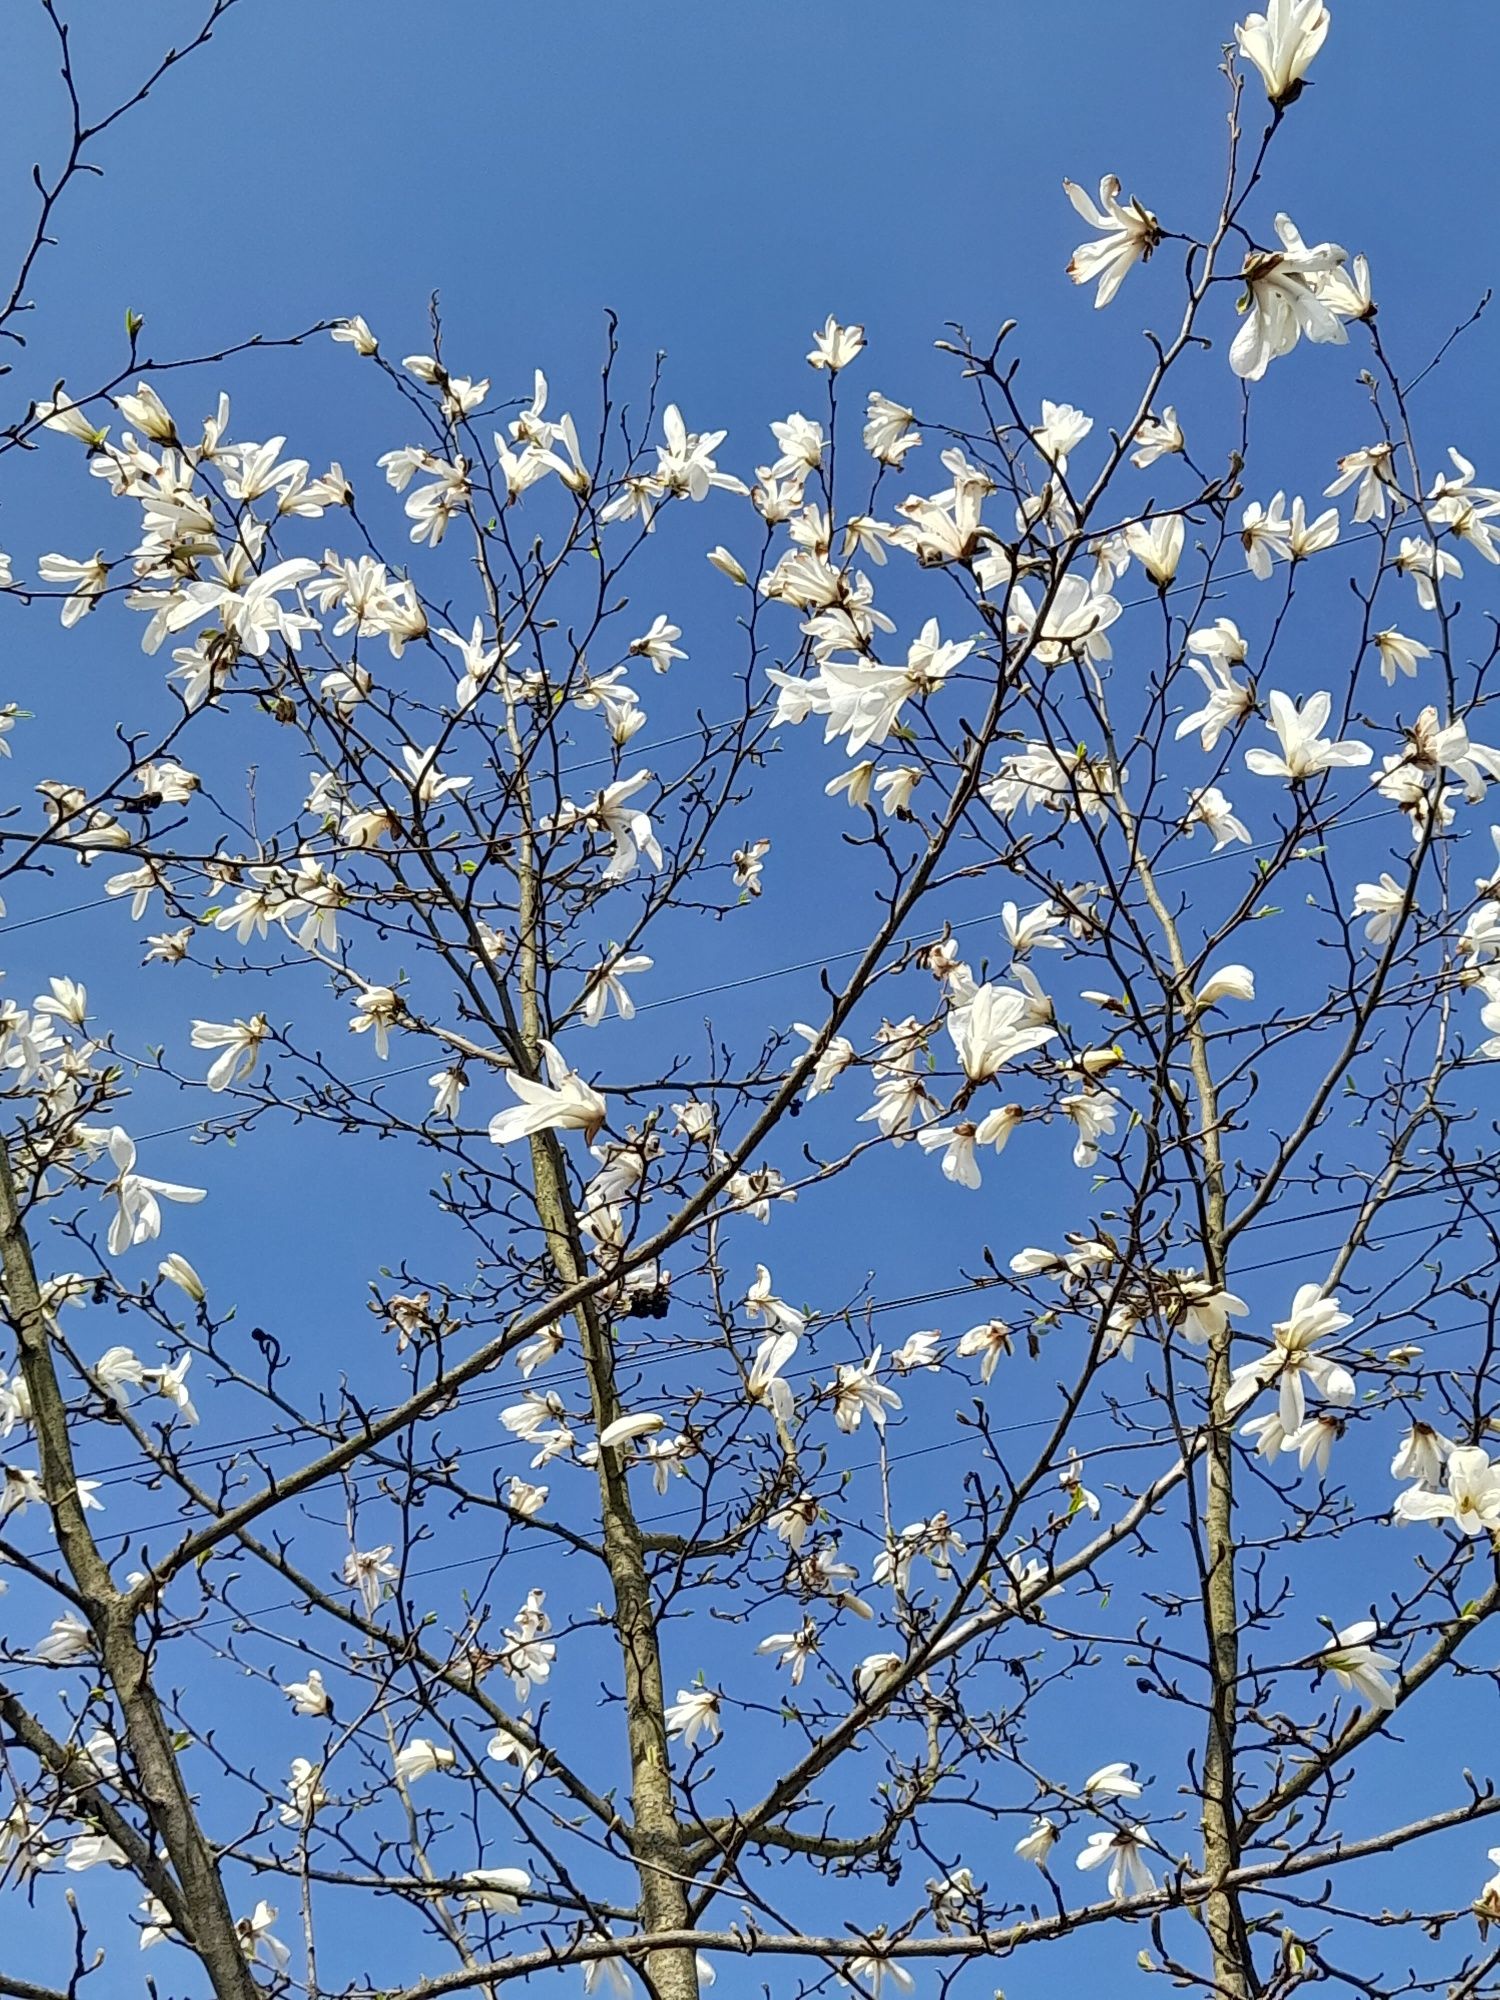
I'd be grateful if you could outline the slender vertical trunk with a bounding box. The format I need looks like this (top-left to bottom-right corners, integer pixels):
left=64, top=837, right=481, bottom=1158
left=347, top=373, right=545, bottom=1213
left=528, top=1129, right=698, bottom=2000
left=1127, top=839, right=1251, bottom=2000
left=0, top=1139, right=260, bottom=2000
left=494, top=619, right=696, bottom=1995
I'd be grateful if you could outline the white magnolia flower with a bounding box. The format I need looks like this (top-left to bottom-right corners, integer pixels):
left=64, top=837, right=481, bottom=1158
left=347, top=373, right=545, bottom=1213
left=95, top=1127, right=206, bottom=1256
left=342, top=1544, right=397, bottom=1614
left=807, top=317, right=865, bottom=371
left=1131, top=406, right=1184, bottom=467
left=1063, top=175, right=1160, bottom=307
left=1393, top=1444, right=1500, bottom=1535
left=393, top=1737, right=457, bottom=1784
left=1351, top=874, right=1409, bottom=944
left=237, top=1900, right=290, bottom=1974
left=331, top=314, right=378, bottom=354
left=1125, top=513, right=1185, bottom=587
left=1184, top=785, right=1252, bottom=850
left=1226, top=1283, right=1355, bottom=1432
left=190, top=1015, right=270, bottom=1092
left=1076, top=1826, right=1156, bottom=1900
left=580, top=950, right=653, bottom=1028
left=490, top=1043, right=606, bottom=1146
left=283, top=1668, right=332, bottom=1716
left=664, top=1686, right=722, bottom=1747
left=1015, top=1815, right=1060, bottom=1865
left=1236, top=0, right=1330, bottom=105
left=1390, top=1421, right=1453, bottom=1487
left=1084, top=1760, right=1143, bottom=1800
left=1319, top=1620, right=1399, bottom=1711
left=459, top=1867, right=533, bottom=1915
left=955, top=1318, right=1013, bottom=1383
left=1230, top=216, right=1348, bottom=382
left=890, top=1329, right=942, bottom=1373
left=1196, top=963, right=1255, bottom=1008
left=1396, top=535, right=1463, bottom=612
left=831, top=1350, right=902, bottom=1432
left=745, top=1265, right=805, bottom=1338
left=157, top=1253, right=205, bottom=1302
left=1326, top=442, right=1399, bottom=523
left=279, top=1756, right=330, bottom=1825
left=1177, top=656, right=1255, bottom=752
left=1032, top=398, right=1093, bottom=473
left=948, top=982, right=1056, bottom=1082
left=916, top=1106, right=1023, bottom=1189
left=33, top=1614, right=92, bottom=1663
left=1060, top=1090, right=1117, bottom=1168
left=1007, top=573, right=1122, bottom=665
left=845, top=1950, right=914, bottom=1997
left=1245, top=691, right=1371, bottom=782
left=1372, top=629, right=1432, bottom=685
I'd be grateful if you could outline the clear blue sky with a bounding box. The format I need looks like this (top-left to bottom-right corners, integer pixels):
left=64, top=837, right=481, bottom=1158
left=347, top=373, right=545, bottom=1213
left=3, top=3, right=1500, bottom=1995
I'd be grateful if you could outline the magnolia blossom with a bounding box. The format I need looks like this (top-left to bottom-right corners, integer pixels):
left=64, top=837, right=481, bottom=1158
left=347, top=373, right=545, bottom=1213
left=1326, top=441, right=1399, bottom=523
left=331, top=314, right=378, bottom=354
left=1351, top=874, right=1409, bottom=944
left=1077, top=1826, right=1156, bottom=1900
left=1227, top=1283, right=1355, bottom=1432
left=1391, top=1421, right=1453, bottom=1487
left=807, top=316, right=865, bottom=371
left=1196, top=963, right=1255, bottom=1008
left=1393, top=1444, right=1500, bottom=1535
left=1062, top=174, right=1160, bottom=308
left=820, top=619, right=973, bottom=756
left=284, top=1668, right=332, bottom=1716
left=394, top=1737, right=457, bottom=1784
left=190, top=1015, right=270, bottom=1092
left=1006, top=573, right=1121, bottom=665
left=459, top=1867, right=533, bottom=1915
left=237, top=1901, right=290, bottom=1974
left=1175, top=1280, right=1249, bottom=1346
left=1230, top=215, right=1348, bottom=382
left=1184, top=785, right=1252, bottom=850
left=665, top=1685, right=722, bottom=1747
left=915, top=1105, right=1023, bottom=1188
left=1177, top=655, right=1255, bottom=752
left=1084, top=1760, right=1143, bottom=1800
left=1015, top=1816, right=1060, bottom=1865
left=342, top=1544, right=397, bottom=1614
left=1245, top=691, right=1371, bottom=782
left=33, top=1614, right=92, bottom=1663
left=745, top=1264, right=805, bottom=1339
left=95, top=1127, right=206, bottom=1256
left=890, top=1329, right=942, bottom=1373
left=792, top=1022, right=856, bottom=1098
left=158, top=1252, right=205, bottom=1302
left=1032, top=398, right=1093, bottom=473
left=1319, top=1620, right=1399, bottom=1711
left=1060, top=1090, right=1117, bottom=1168
left=948, top=982, right=1056, bottom=1082
left=1396, top=535, right=1463, bottom=612
left=1125, top=513, right=1185, bottom=587
left=1236, top=0, right=1330, bottom=105
left=955, top=1318, right=1013, bottom=1383
left=1131, top=406, right=1184, bottom=467
left=831, top=1350, right=902, bottom=1432
left=490, top=1043, right=607, bottom=1146
left=845, top=1951, right=914, bottom=1998
left=580, top=949, right=653, bottom=1027
left=1373, top=628, right=1432, bottom=685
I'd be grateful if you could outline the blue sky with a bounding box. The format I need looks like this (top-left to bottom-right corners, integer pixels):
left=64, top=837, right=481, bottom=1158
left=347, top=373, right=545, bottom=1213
left=4, top=3, right=1500, bottom=1996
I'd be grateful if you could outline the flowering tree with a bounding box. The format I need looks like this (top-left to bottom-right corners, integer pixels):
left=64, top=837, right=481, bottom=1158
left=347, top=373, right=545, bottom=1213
left=4, top=6, right=1500, bottom=2000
